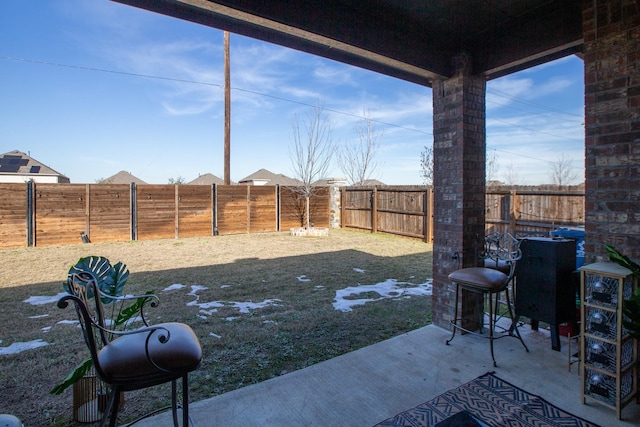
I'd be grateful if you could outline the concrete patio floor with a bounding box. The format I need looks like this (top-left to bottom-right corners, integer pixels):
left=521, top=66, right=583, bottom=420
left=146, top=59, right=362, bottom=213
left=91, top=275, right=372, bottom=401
left=135, top=323, right=640, bottom=427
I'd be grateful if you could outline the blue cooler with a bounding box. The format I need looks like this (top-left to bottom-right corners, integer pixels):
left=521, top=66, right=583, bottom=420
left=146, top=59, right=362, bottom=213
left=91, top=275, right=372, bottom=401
left=550, top=226, right=585, bottom=269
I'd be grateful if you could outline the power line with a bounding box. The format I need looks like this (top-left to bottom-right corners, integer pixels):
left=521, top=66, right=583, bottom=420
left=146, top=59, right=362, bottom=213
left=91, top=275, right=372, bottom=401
left=1, top=55, right=432, bottom=136
left=489, top=116, right=583, bottom=142
left=2, top=55, right=584, bottom=142
left=0, top=55, right=226, bottom=89
left=487, top=86, right=583, bottom=118
left=493, top=148, right=584, bottom=171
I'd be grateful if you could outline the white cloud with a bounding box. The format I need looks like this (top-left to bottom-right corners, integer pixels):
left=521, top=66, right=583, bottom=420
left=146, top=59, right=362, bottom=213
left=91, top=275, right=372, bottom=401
left=313, top=62, right=356, bottom=85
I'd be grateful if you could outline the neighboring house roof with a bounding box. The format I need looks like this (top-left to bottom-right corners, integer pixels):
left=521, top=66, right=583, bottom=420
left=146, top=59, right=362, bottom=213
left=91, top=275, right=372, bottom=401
left=187, top=173, right=229, bottom=185
left=0, top=150, right=70, bottom=183
left=99, top=171, right=147, bottom=185
left=239, top=168, right=302, bottom=186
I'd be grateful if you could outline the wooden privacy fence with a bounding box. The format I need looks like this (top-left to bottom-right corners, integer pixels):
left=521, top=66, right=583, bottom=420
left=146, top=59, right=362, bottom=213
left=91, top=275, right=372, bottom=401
left=0, top=183, right=584, bottom=248
left=0, top=182, right=329, bottom=248
left=341, top=186, right=434, bottom=242
left=341, top=185, right=585, bottom=241
left=485, top=188, right=585, bottom=237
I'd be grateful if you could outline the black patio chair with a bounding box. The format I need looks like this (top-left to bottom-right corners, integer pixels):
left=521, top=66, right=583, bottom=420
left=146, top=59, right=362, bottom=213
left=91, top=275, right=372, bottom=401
left=58, top=272, right=202, bottom=427
left=445, top=232, right=529, bottom=367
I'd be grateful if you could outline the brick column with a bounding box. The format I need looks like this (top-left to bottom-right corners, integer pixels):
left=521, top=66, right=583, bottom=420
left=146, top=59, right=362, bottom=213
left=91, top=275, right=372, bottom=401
left=583, top=1, right=640, bottom=262
left=431, top=53, right=487, bottom=330
left=328, top=181, right=346, bottom=229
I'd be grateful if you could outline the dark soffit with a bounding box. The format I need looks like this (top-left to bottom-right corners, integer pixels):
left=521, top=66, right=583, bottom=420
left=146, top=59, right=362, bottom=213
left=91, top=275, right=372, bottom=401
left=111, top=0, right=584, bottom=87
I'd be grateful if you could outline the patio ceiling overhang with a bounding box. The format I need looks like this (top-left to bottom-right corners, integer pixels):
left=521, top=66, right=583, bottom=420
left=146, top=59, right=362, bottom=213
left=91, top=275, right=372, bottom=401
left=111, top=0, right=584, bottom=87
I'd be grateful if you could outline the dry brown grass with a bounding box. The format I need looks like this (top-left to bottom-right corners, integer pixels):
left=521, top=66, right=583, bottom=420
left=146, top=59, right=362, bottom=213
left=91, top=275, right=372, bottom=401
left=0, top=229, right=432, bottom=426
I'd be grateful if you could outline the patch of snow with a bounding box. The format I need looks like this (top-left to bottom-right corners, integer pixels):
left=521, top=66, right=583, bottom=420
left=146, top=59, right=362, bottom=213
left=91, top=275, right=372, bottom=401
left=185, top=285, right=280, bottom=316
left=189, top=300, right=224, bottom=310
left=164, top=284, right=186, bottom=292
left=188, top=285, right=208, bottom=295
left=57, top=319, right=79, bottom=325
left=220, top=285, right=231, bottom=289
left=229, top=299, right=281, bottom=314
left=209, top=332, right=222, bottom=339
left=23, top=293, right=67, bottom=305
left=42, top=326, right=52, bottom=333
left=29, top=314, right=50, bottom=319
left=186, top=285, right=224, bottom=311
left=333, top=278, right=433, bottom=312
left=314, top=285, right=325, bottom=289
left=353, top=268, right=366, bottom=273
left=296, top=275, right=310, bottom=282
left=225, top=317, right=239, bottom=322
left=0, top=339, right=49, bottom=355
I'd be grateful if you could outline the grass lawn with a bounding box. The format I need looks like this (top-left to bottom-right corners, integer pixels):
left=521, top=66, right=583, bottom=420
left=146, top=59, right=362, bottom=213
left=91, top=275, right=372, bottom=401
left=0, top=229, right=433, bottom=426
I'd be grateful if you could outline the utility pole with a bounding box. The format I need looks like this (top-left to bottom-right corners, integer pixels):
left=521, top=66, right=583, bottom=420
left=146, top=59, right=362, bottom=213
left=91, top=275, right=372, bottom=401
left=224, top=31, right=231, bottom=185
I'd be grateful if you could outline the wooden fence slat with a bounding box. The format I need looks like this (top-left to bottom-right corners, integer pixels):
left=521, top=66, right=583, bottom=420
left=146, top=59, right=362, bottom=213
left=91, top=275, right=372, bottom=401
left=0, top=183, right=29, bottom=247
left=177, top=185, right=213, bottom=238
left=88, top=185, right=131, bottom=243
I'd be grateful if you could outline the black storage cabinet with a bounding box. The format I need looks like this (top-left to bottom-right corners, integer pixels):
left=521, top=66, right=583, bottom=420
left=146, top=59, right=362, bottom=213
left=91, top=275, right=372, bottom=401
left=515, top=237, right=576, bottom=350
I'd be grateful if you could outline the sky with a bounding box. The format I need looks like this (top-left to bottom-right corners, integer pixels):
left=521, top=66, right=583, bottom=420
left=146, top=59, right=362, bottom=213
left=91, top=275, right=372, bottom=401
left=0, top=1, right=585, bottom=186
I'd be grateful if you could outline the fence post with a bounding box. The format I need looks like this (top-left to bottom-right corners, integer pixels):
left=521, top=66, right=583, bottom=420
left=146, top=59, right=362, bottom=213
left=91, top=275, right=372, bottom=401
left=212, top=184, right=218, bottom=236
left=26, top=180, right=34, bottom=247
left=130, top=182, right=137, bottom=241
left=340, top=187, right=346, bottom=228
left=85, top=185, right=91, bottom=240
left=276, top=184, right=281, bottom=232
left=371, top=187, right=377, bottom=233
left=509, top=189, right=518, bottom=236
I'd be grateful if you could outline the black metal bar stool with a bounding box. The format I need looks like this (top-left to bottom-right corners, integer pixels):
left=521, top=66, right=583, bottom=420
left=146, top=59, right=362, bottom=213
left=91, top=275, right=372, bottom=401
left=445, top=232, right=529, bottom=367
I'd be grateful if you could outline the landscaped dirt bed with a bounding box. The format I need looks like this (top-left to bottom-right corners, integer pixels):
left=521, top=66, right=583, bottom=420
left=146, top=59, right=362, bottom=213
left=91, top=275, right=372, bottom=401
left=0, top=229, right=433, bottom=426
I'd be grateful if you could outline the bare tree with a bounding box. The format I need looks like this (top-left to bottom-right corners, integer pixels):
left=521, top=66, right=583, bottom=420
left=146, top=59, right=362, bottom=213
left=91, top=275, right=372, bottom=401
left=420, top=145, right=434, bottom=186
left=486, top=150, right=499, bottom=183
left=338, top=109, right=382, bottom=185
left=421, top=146, right=498, bottom=186
left=290, top=103, right=335, bottom=228
left=550, top=153, right=579, bottom=186
left=503, top=163, right=521, bottom=186
left=168, top=176, right=186, bottom=185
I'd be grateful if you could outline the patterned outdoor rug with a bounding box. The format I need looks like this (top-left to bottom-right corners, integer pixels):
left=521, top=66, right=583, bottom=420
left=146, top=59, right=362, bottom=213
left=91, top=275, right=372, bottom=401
left=375, top=372, right=600, bottom=427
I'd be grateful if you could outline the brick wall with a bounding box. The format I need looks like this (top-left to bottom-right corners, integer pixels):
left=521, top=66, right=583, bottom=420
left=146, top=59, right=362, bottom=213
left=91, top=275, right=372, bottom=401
left=583, top=0, right=640, bottom=262
left=431, top=54, right=487, bottom=329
